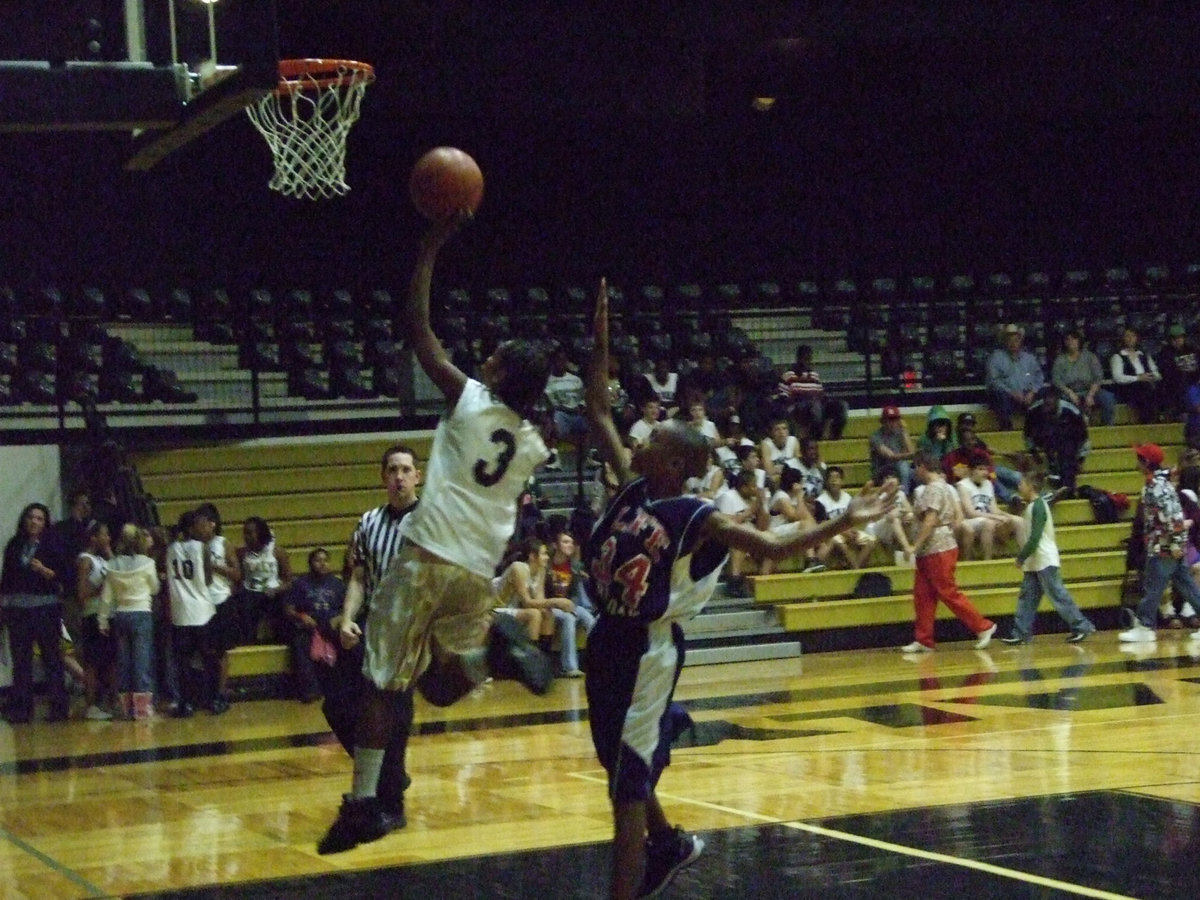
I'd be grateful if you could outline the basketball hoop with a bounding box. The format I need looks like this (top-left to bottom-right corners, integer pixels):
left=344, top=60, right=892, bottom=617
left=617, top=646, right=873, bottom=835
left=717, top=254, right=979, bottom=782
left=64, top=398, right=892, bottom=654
left=245, top=58, right=374, bottom=200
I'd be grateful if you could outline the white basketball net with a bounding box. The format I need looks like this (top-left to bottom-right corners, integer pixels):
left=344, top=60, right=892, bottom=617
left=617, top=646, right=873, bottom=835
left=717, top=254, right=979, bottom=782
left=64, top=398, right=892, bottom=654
left=246, top=62, right=374, bottom=201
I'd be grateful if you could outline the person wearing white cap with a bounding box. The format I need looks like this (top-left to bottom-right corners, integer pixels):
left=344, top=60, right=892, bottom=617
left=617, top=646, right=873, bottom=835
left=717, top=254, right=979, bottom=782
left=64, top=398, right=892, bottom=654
left=985, top=324, right=1045, bottom=430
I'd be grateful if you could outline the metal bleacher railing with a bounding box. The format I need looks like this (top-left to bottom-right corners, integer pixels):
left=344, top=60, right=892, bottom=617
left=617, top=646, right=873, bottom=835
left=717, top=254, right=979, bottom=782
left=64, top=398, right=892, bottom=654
left=0, top=268, right=1197, bottom=436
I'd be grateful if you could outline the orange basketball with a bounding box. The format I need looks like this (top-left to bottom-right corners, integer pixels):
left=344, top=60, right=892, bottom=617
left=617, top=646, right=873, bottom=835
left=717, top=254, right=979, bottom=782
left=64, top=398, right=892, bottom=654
left=408, top=147, right=485, bottom=220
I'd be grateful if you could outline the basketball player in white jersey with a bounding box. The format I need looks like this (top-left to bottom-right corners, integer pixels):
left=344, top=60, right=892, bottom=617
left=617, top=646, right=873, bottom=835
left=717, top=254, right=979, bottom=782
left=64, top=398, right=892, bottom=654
left=319, top=212, right=554, bottom=854
left=166, top=511, right=217, bottom=718
left=194, top=503, right=240, bottom=714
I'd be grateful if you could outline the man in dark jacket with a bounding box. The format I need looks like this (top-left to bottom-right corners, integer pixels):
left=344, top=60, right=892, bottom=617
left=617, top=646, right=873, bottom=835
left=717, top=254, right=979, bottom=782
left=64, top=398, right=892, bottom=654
left=1024, top=385, right=1088, bottom=495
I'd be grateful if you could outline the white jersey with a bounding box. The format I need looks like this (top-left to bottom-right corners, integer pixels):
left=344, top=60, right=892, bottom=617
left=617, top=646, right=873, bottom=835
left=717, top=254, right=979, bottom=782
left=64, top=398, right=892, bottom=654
left=762, top=435, right=800, bottom=471
left=817, top=490, right=851, bottom=521
left=629, top=418, right=655, bottom=446
left=241, top=540, right=280, bottom=593
left=794, top=461, right=827, bottom=500
left=957, top=478, right=997, bottom=516
left=402, top=378, right=549, bottom=578
left=167, top=538, right=214, bottom=627
left=78, top=552, right=108, bottom=618
left=207, top=535, right=232, bottom=606
left=545, top=371, right=584, bottom=411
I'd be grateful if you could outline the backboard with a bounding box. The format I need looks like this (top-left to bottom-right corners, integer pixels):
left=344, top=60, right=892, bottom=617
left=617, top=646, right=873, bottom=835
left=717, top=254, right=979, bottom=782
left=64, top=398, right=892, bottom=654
left=0, top=0, right=278, bottom=170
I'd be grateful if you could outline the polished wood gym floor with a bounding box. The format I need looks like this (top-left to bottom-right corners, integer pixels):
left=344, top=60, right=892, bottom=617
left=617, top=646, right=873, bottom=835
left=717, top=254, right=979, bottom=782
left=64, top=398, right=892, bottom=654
left=4, top=631, right=1200, bottom=899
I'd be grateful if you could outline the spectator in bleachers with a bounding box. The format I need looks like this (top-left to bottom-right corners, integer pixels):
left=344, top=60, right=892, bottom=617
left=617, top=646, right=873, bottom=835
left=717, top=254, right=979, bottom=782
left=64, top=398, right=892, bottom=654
left=628, top=397, right=661, bottom=448
left=284, top=548, right=345, bottom=703
left=1110, top=326, right=1163, bottom=425
left=714, top=468, right=769, bottom=596
left=544, top=345, right=589, bottom=476
left=1023, top=385, right=1088, bottom=495
left=916, top=406, right=954, bottom=469
left=604, top=354, right=637, bottom=435
left=986, top=324, right=1045, bottom=431
left=730, top=351, right=779, bottom=438
left=676, top=350, right=722, bottom=415
left=863, top=464, right=917, bottom=566
left=775, top=344, right=848, bottom=441
left=1051, top=329, right=1115, bottom=425
left=954, top=454, right=1021, bottom=560
left=760, top=417, right=801, bottom=486
left=1157, top=324, right=1199, bottom=422
left=942, top=413, right=1022, bottom=505
left=685, top=399, right=721, bottom=448
left=815, top=467, right=877, bottom=569
left=641, top=356, right=679, bottom=417
left=794, top=437, right=828, bottom=508
left=543, top=528, right=596, bottom=678
left=713, top=412, right=756, bottom=467
left=869, top=405, right=915, bottom=494
left=764, top=466, right=824, bottom=574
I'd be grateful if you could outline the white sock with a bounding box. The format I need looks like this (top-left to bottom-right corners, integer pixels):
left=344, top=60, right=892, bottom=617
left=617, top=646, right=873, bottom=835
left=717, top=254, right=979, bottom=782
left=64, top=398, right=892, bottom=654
left=351, top=747, right=386, bottom=799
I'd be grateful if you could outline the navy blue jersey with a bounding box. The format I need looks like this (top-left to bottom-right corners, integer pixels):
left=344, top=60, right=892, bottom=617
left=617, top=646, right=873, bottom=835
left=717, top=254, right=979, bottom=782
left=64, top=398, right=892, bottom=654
left=585, top=478, right=727, bottom=625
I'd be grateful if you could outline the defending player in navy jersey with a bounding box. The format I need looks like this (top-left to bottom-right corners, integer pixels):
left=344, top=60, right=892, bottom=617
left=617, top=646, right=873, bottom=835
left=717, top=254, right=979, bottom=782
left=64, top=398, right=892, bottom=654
left=584, top=281, right=897, bottom=900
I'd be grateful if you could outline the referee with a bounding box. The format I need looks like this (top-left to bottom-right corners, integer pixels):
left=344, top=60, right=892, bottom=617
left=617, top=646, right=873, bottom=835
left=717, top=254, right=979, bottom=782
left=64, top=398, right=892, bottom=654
left=323, top=444, right=421, bottom=832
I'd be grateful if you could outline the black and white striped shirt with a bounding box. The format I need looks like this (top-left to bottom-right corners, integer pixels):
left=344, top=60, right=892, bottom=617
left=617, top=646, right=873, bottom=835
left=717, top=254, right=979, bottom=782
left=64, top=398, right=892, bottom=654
left=351, top=501, right=417, bottom=614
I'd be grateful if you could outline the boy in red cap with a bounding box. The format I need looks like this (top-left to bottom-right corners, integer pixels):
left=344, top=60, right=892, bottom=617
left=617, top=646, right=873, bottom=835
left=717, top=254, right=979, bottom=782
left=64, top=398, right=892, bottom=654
left=1120, top=443, right=1200, bottom=643
left=869, top=405, right=915, bottom=494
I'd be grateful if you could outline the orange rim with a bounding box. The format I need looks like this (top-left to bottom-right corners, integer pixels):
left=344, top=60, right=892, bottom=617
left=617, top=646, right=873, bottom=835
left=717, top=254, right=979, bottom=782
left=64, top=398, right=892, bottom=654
left=275, top=58, right=375, bottom=94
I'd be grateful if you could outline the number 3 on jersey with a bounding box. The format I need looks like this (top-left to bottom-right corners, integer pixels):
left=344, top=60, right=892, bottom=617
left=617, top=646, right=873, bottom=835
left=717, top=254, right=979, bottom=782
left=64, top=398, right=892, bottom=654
left=592, top=535, right=651, bottom=614
left=474, top=428, right=517, bottom=487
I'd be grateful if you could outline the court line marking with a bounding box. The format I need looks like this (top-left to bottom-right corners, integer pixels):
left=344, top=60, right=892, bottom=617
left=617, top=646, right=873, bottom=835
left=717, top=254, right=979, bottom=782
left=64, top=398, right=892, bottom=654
left=0, top=824, right=107, bottom=898
left=572, top=773, right=1137, bottom=900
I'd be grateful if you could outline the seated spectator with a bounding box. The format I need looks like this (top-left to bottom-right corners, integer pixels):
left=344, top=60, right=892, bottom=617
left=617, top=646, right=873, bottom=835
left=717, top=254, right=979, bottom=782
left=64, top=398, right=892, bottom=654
left=604, top=354, right=637, bottom=433
left=544, top=345, right=589, bottom=476
left=760, top=417, right=801, bottom=487
left=641, top=356, right=679, bottom=417
left=676, top=351, right=724, bottom=415
left=864, top=463, right=917, bottom=565
left=689, top=447, right=727, bottom=500
left=493, top=539, right=551, bottom=644
left=1023, top=385, right=1088, bottom=495
left=730, top=351, right=779, bottom=438
left=714, top=468, right=769, bottom=596
left=1110, top=325, right=1163, bottom=424
left=916, top=406, right=954, bottom=469
left=1051, top=329, right=1116, bottom=425
left=775, top=344, right=849, bottom=440
left=1157, top=324, right=1199, bottom=422
left=869, top=405, right=915, bottom=494
left=1160, top=465, right=1200, bottom=629
left=986, top=324, right=1045, bottom=430
left=544, top=529, right=596, bottom=678
left=733, top=443, right=767, bottom=492
left=954, top=455, right=1021, bottom=560
left=627, top=397, right=661, bottom=448
left=283, top=548, right=345, bottom=704
left=794, top=437, right=828, bottom=508
left=685, top=399, right=721, bottom=448
left=815, top=467, right=877, bottom=569
left=942, top=413, right=1022, bottom=505
left=764, top=466, right=825, bottom=574
left=713, top=412, right=755, bottom=466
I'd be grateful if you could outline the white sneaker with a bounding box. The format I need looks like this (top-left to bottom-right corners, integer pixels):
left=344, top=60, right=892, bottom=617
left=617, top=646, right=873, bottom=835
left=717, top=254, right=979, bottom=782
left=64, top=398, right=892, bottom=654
left=1118, top=624, right=1157, bottom=643
left=84, top=704, right=113, bottom=721
left=900, top=641, right=932, bottom=653
left=974, top=623, right=997, bottom=650
left=543, top=449, right=561, bottom=470
left=1190, top=629, right=1200, bottom=641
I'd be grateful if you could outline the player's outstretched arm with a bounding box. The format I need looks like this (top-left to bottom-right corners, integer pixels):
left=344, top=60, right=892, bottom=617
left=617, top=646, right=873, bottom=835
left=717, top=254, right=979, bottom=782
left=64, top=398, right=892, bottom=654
left=403, top=213, right=470, bottom=405
left=586, top=279, right=634, bottom=486
left=702, top=481, right=897, bottom=561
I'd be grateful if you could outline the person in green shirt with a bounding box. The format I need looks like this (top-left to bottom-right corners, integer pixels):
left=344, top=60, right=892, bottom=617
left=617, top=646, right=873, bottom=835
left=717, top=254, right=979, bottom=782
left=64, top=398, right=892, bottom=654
left=999, top=470, right=1096, bottom=644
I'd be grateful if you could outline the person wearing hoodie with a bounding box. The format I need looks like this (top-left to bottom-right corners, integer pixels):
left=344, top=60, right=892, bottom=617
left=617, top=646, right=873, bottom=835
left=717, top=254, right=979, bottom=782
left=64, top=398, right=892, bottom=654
left=916, top=406, right=954, bottom=469
left=98, top=524, right=161, bottom=720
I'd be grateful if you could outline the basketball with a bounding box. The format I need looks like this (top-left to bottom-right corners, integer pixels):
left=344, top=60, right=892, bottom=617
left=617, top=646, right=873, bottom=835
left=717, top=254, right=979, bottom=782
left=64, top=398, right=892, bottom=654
left=408, top=147, right=485, bottom=220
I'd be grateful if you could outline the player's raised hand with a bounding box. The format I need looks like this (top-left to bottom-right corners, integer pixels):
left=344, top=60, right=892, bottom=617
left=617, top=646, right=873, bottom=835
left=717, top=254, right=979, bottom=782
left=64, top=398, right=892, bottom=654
left=847, top=479, right=899, bottom=526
